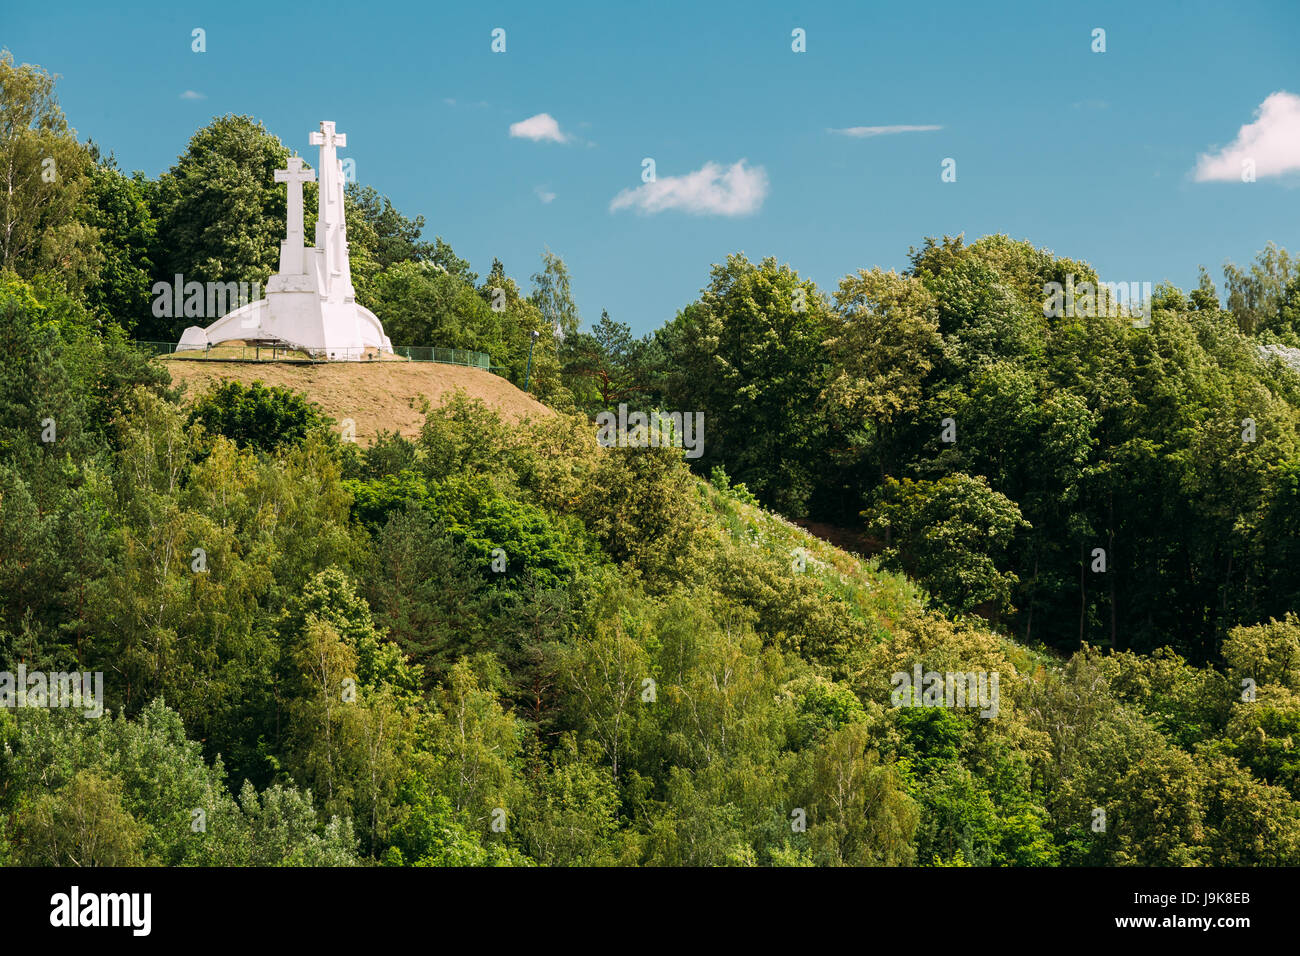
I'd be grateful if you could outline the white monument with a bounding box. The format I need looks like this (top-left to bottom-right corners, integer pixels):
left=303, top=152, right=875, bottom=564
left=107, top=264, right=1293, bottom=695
left=178, top=120, right=393, bottom=359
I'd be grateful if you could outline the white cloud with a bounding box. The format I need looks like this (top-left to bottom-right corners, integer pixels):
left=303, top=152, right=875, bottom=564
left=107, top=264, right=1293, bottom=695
left=179, top=90, right=206, bottom=100
left=1195, top=91, right=1300, bottom=181
left=828, top=124, right=941, bottom=137
left=609, top=160, right=768, bottom=217
left=535, top=185, right=556, bottom=204
left=509, top=113, right=569, bottom=143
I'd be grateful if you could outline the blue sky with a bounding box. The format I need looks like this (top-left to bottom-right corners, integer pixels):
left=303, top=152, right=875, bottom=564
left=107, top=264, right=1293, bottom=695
left=5, top=0, right=1299, bottom=335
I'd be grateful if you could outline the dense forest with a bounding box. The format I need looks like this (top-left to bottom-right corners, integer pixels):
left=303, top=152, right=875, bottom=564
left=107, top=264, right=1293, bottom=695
left=4, top=51, right=1300, bottom=867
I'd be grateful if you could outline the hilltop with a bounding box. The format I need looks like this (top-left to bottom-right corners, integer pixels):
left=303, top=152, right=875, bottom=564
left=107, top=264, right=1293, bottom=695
left=160, top=356, right=552, bottom=444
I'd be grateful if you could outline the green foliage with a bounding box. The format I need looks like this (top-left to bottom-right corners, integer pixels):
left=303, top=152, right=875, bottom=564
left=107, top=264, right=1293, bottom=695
left=529, top=249, right=580, bottom=340
left=0, top=51, right=98, bottom=290
left=560, top=309, right=660, bottom=415
left=657, top=254, right=833, bottom=515
left=1222, top=615, right=1300, bottom=691
left=786, top=674, right=867, bottom=747
left=188, top=379, right=332, bottom=453
left=4, top=317, right=1300, bottom=866
left=81, top=159, right=157, bottom=333
left=344, top=183, right=437, bottom=273
left=1221, top=690, right=1300, bottom=798
left=867, top=474, right=1028, bottom=617
left=149, top=115, right=290, bottom=338
left=709, top=464, right=758, bottom=506
left=367, top=260, right=506, bottom=353
left=1225, top=242, right=1296, bottom=335
left=4, top=700, right=359, bottom=865
left=364, top=508, right=493, bottom=677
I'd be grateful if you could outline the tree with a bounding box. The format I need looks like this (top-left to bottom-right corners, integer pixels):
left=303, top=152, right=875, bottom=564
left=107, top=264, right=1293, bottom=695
left=14, top=770, right=146, bottom=866
left=563, top=618, right=649, bottom=780
left=799, top=724, right=919, bottom=866
left=824, top=268, right=942, bottom=429
left=560, top=309, right=650, bottom=413
left=657, top=254, right=834, bottom=515
left=580, top=445, right=703, bottom=580
left=477, top=259, right=562, bottom=394
left=82, top=157, right=157, bottom=333
left=921, top=256, right=1043, bottom=371
left=1221, top=689, right=1300, bottom=798
left=1195, top=750, right=1300, bottom=865
left=866, top=474, right=1029, bottom=618
left=1222, top=615, right=1300, bottom=691
left=152, top=115, right=291, bottom=337
left=529, top=249, right=580, bottom=339
left=236, top=782, right=360, bottom=865
left=367, top=260, right=503, bottom=350
left=425, top=659, right=526, bottom=834
left=1224, top=242, right=1295, bottom=334
left=820, top=268, right=943, bottom=514
left=517, top=735, right=621, bottom=865
left=0, top=51, right=96, bottom=286
left=1190, top=266, right=1221, bottom=312
left=344, top=183, right=435, bottom=270
left=187, top=380, right=332, bottom=454
left=366, top=507, right=492, bottom=678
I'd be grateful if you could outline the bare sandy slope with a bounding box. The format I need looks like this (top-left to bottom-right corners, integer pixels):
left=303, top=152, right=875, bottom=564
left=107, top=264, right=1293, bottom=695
left=160, top=358, right=551, bottom=445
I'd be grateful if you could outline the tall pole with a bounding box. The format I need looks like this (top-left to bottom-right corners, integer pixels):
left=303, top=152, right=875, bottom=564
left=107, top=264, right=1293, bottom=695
left=524, top=329, right=540, bottom=392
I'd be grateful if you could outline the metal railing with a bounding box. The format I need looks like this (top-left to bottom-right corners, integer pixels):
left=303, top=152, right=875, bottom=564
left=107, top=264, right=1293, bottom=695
left=134, top=341, right=495, bottom=370
left=392, top=346, right=492, bottom=368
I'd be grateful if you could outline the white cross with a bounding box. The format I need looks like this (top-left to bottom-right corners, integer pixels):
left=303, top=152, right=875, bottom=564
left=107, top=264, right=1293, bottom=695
left=274, top=155, right=316, bottom=274
left=274, top=154, right=316, bottom=188
left=309, top=120, right=347, bottom=149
